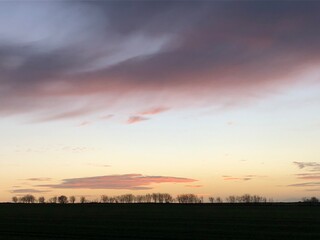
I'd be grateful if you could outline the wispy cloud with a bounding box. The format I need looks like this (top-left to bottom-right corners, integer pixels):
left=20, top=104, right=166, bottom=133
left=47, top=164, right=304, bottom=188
left=288, top=182, right=320, bottom=187
left=40, top=174, right=197, bottom=190
left=223, top=177, right=252, bottom=181
left=290, top=162, right=320, bottom=191
left=222, top=175, right=262, bottom=181
left=293, top=162, right=320, bottom=172
left=305, top=188, right=320, bottom=192
left=99, top=114, right=114, bottom=120
left=25, top=178, right=51, bottom=182
left=185, top=185, right=203, bottom=188
left=127, top=116, right=149, bottom=124
left=78, top=121, right=91, bottom=127
left=62, top=146, right=93, bottom=153
left=138, top=107, right=169, bottom=115
left=295, top=173, right=320, bottom=180
left=11, top=188, right=50, bottom=194
left=14, top=145, right=93, bottom=154
left=35, top=109, right=95, bottom=122
left=87, top=163, right=111, bottom=168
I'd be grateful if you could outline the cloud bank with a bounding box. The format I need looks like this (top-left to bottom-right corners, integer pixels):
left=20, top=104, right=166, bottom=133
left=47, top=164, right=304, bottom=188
left=40, top=174, right=197, bottom=190
left=1, top=1, right=320, bottom=120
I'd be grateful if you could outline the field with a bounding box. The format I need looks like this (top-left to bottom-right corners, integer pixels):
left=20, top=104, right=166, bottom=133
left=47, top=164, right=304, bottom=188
left=0, top=203, right=319, bottom=240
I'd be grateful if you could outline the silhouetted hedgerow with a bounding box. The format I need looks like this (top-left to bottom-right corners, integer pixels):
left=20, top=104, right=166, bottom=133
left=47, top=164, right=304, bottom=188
left=9, top=193, right=286, bottom=204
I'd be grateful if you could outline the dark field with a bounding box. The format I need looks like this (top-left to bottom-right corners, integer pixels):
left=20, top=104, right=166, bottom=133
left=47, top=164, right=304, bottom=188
left=0, top=204, right=319, bottom=240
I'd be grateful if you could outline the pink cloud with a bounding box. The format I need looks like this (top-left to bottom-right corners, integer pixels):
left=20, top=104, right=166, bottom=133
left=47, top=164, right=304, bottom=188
left=99, top=114, right=114, bottom=120
left=1, top=2, right=320, bottom=121
left=185, top=185, right=203, bottom=188
left=296, top=174, right=320, bottom=180
left=35, top=109, right=96, bottom=122
left=223, top=176, right=252, bottom=181
left=291, top=162, right=320, bottom=190
left=138, top=107, right=169, bottom=115
left=78, top=121, right=91, bottom=126
left=222, top=175, right=265, bottom=181
left=40, top=174, right=197, bottom=190
left=127, top=116, right=149, bottom=124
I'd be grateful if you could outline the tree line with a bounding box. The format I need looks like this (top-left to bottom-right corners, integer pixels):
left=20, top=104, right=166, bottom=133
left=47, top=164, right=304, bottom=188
left=10, top=193, right=280, bottom=204
left=301, top=196, right=319, bottom=203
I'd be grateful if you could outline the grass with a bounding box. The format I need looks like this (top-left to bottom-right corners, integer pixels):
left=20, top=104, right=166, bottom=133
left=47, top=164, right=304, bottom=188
left=0, top=203, right=319, bottom=239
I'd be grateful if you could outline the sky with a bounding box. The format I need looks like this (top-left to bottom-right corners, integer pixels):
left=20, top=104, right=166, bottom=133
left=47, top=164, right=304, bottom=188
left=0, top=0, right=320, bottom=202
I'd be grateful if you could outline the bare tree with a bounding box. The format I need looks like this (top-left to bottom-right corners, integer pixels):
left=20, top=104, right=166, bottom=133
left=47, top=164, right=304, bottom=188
left=48, top=196, right=57, bottom=204
left=124, top=194, right=134, bottom=203
left=58, top=195, right=68, bottom=204
left=69, top=196, right=76, bottom=204
left=12, top=196, right=18, bottom=203
left=226, top=195, right=237, bottom=203
left=135, top=195, right=145, bottom=203
left=152, top=193, right=159, bottom=203
left=158, top=193, right=164, bottom=203
left=20, top=194, right=36, bottom=203
left=240, top=194, right=251, bottom=203
left=226, top=194, right=267, bottom=203
left=163, top=193, right=173, bottom=203
left=38, top=196, right=45, bottom=203
left=101, top=195, right=109, bottom=203
left=310, top=197, right=319, bottom=203
left=176, top=194, right=199, bottom=203
left=302, top=196, right=319, bottom=203
left=145, top=194, right=152, bottom=203
left=80, top=196, right=86, bottom=204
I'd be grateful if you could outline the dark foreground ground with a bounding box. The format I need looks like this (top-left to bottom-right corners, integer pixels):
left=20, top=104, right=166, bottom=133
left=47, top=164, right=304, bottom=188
left=0, top=203, right=319, bottom=240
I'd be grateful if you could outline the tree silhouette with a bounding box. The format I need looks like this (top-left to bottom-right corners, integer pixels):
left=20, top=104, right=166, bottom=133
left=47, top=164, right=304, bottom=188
left=58, top=195, right=68, bottom=204
left=20, top=194, right=35, bottom=203
left=48, top=196, right=57, bottom=203
left=38, top=196, right=45, bottom=204
left=176, top=194, right=200, bottom=203
left=226, top=195, right=236, bottom=203
left=302, top=196, right=319, bottom=203
left=69, top=196, right=76, bottom=204
left=80, top=196, right=86, bottom=204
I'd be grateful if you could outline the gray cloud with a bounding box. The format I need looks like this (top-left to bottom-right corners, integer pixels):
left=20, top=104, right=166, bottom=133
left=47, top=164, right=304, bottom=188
left=11, top=188, right=50, bottom=194
left=25, top=178, right=51, bottom=182
left=288, top=182, right=320, bottom=188
left=291, top=162, right=320, bottom=191
left=1, top=2, right=320, bottom=119
left=295, top=173, right=320, bottom=180
left=293, top=162, right=320, bottom=172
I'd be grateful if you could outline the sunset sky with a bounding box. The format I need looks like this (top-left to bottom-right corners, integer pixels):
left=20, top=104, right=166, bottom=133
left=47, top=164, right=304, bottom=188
left=1, top=1, right=320, bottom=202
